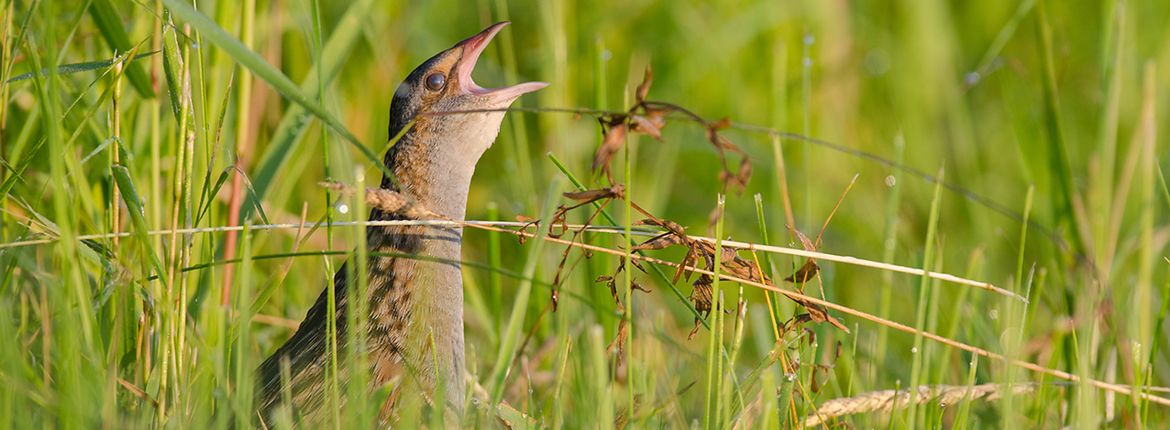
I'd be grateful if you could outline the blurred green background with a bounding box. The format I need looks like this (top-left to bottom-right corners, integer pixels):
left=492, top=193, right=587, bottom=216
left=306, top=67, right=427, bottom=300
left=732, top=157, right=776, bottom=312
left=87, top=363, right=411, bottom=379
left=1, top=0, right=1169, bottom=427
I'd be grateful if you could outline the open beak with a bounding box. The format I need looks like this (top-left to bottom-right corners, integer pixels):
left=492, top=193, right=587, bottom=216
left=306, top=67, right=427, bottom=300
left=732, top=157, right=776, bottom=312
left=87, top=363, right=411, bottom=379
left=455, top=21, right=549, bottom=101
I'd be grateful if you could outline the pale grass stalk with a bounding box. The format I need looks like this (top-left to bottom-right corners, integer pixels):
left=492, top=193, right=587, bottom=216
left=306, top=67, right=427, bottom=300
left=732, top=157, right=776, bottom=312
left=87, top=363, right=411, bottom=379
left=1132, top=61, right=1158, bottom=415
left=102, top=54, right=125, bottom=427
left=149, top=0, right=164, bottom=252
left=906, top=167, right=945, bottom=428
left=251, top=313, right=301, bottom=329
left=110, top=60, right=122, bottom=249
left=305, top=0, right=341, bottom=424
left=221, top=0, right=257, bottom=301
left=0, top=220, right=1017, bottom=298
left=711, top=194, right=726, bottom=427
left=0, top=0, right=12, bottom=131
left=455, top=223, right=1170, bottom=407
left=255, top=202, right=310, bottom=309
left=770, top=134, right=796, bottom=233
left=161, top=36, right=193, bottom=420
left=1092, top=1, right=1124, bottom=273
left=6, top=216, right=1159, bottom=404
left=348, top=167, right=372, bottom=426
left=802, top=383, right=1039, bottom=427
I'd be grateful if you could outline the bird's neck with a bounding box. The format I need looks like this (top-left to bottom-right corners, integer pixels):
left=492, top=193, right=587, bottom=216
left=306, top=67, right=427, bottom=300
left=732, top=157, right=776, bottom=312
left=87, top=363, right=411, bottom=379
left=377, top=109, right=506, bottom=222
left=364, top=128, right=493, bottom=408
left=381, top=127, right=491, bottom=220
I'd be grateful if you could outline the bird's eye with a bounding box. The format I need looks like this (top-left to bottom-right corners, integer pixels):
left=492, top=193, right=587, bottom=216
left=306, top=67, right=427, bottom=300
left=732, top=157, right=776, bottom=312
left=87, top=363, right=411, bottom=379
left=425, top=73, right=446, bottom=91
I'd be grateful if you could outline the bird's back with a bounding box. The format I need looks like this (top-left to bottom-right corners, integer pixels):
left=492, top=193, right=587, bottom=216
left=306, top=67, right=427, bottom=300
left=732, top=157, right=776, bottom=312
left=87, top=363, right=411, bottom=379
left=255, top=213, right=448, bottom=425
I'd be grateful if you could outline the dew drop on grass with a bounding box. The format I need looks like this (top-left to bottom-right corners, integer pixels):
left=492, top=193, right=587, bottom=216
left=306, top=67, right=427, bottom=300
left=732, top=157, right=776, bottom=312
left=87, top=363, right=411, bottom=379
left=885, top=175, right=897, bottom=187
left=802, top=34, right=815, bottom=68
left=911, top=347, right=918, bottom=354
left=337, top=203, right=349, bottom=214
left=965, top=71, right=981, bottom=86
left=989, top=309, right=999, bottom=320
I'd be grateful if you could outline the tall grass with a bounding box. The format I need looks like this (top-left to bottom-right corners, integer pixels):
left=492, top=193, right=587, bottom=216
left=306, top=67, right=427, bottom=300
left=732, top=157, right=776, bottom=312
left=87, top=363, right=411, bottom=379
left=2, top=0, right=1169, bottom=428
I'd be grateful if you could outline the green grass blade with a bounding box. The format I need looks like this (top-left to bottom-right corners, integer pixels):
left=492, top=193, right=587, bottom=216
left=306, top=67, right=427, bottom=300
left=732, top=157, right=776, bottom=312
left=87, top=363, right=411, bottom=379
left=161, top=17, right=184, bottom=122
left=547, top=152, right=708, bottom=327
left=160, top=0, right=392, bottom=182
left=5, top=51, right=157, bottom=84
left=487, top=177, right=563, bottom=404
left=1035, top=2, right=1082, bottom=254
left=111, top=165, right=168, bottom=287
left=905, top=167, right=946, bottom=429
left=243, top=0, right=377, bottom=223
left=87, top=0, right=153, bottom=97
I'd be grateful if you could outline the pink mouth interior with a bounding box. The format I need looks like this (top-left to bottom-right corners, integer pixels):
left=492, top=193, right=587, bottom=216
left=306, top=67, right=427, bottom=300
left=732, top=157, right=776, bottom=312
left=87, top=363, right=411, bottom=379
left=455, top=22, right=549, bottom=98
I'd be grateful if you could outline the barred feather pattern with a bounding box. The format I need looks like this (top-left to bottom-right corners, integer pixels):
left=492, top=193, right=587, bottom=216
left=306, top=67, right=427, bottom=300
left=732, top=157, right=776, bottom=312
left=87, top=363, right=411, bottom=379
left=254, top=207, right=452, bottom=423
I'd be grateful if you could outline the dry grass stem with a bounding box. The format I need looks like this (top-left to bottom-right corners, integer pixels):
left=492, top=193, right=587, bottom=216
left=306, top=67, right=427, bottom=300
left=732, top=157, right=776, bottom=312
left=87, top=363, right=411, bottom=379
left=460, top=223, right=1170, bottom=407
left=0, top=221, right=1009, bottom=300
left=320, top=181, right=445, bottom=220
left=801, top=383, right=1038, bottom=427
left=5, top=184, right=1151, bottom=406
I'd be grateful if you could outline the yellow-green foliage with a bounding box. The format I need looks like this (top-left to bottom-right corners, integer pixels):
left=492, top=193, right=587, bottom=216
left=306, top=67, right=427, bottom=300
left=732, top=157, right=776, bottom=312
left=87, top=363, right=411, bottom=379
left=1, top=0, right=1168, bottom=427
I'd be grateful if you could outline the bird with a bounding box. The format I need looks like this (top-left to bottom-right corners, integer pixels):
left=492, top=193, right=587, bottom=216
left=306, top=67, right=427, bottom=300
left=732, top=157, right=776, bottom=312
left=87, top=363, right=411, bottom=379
left=255, top=21, right=547, bottom=425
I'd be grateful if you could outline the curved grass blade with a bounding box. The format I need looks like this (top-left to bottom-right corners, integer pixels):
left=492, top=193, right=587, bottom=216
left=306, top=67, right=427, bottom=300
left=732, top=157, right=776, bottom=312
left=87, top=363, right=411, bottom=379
left=487, top=178, right=563, bottom=404
left=548, top=152, right=708, bottom=327
left=243, top=0, right=377, bottom=223
left=1036, top=2, right=1082, bottom=254
left=160, top=0, right=393, bottom=182
left=161, top=17, right=184, bottom=121
left=87, top=0, right=154, bottom=97
left=5, top=51, right=158, bottom=84
left=112, top=165, right=168, bottom=287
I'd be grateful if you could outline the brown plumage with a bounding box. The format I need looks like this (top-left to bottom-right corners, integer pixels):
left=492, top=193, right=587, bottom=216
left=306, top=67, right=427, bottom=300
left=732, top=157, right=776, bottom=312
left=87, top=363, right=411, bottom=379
left=255, top=22, right=546, bottom=424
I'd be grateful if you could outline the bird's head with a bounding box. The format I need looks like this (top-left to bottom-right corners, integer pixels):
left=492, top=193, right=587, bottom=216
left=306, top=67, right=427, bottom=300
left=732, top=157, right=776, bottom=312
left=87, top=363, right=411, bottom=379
left=387, top=22, right=546, bottom=159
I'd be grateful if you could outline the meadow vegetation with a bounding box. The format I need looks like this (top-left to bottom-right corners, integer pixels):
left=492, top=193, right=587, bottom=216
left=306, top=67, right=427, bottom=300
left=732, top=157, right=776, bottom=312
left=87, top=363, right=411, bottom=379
left=1, top=0, right=1169, bottom=427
